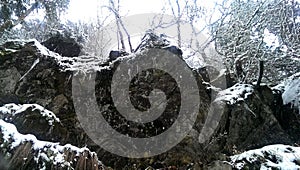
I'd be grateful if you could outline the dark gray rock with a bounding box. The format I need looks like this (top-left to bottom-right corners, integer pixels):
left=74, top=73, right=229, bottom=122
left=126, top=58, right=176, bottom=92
left=272, top=87, right=300, bottom=144
left=205, top=160, right=232, bottom=170
left=205, top=85, right=294, bottom=156
left=0, top=94, right=19, bottom=106
left=0, top=104, right=68, bottom=143
left=42, top=34, right=81, bottom=57
left=0, top=34, right=299, bottom=169
left=0, top=40, right=83, bottom=146
left=108, top=50, right=129, bottom=61
left=165, top=45, right=183, bottom=56
left=0, top=67, right=21, bottom=95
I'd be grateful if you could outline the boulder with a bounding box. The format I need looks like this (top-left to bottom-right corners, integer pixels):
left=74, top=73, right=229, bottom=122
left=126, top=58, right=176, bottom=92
left=203, top=84, right=294, bottom=156
left=164, top=45, right=183, bottom=56
left=42, top=34, right=81, bottom=57
left=0, top=39, right=85, bottom=147
left=108, top=50, right=129, bottom=61
left=0, top=103, right=68, bottom=143
left=0, top=119, right=105, bottom=170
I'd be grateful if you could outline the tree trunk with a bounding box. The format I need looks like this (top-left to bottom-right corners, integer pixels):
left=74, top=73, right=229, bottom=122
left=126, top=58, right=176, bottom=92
left=256, top=60, right=264, bottom=87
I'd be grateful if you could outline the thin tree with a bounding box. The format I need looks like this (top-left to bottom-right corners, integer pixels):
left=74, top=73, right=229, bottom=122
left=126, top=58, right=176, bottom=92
left=107, top=0, right=133, bottom=52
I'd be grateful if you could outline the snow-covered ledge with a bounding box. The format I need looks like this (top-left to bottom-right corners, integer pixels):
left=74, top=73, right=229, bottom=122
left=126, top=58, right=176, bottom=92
left=0, top=119, right=104, bottom=169
left=229, top=144, right=300, bottom=169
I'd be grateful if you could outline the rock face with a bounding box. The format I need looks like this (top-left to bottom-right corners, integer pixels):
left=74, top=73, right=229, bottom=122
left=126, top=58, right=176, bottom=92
left=82, top=34, right=212, bottom=168
left=0, top=33, right=299, bottom=169
left=0, top=36, right=211, bottom=169
left=205, top=85, right=293, bottom=155
left=42, top=33, right=82, bottom=57
left=273, top=76, right=300, bottom=144
left=0, top=40, right=84, bottom=147
left=108, top=50, right=129, bottom=61
left=0, top=119, right=105, bottom=170
left=0, top=104, right=67, bottom=143
left=0, top=41, right=103, bottom=169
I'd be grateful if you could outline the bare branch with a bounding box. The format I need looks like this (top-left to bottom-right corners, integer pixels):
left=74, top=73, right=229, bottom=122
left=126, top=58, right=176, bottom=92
left=104, top=2, right=133, bottom=52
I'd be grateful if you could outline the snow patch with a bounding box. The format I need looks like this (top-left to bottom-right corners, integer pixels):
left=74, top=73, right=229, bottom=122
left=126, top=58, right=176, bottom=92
left=264, top=28, right=280, bottom=50
left=181, top=45, right=205, bottom=69
left=33, top=39, right=61, bottom=58
left=0, top=103, right=60, bottom=125
left=273, top=72, right=300, bottom=114
left=230, top=144, right=300, bottom=170
left=0, top=120, right=98, bottom=166
left=296, top=16, right=300, bottom=23
left=282, top=79, right=300, bottom=114
left=215, top=84, right=254, bottom=104
left=33, top=39, right=111, bottom=72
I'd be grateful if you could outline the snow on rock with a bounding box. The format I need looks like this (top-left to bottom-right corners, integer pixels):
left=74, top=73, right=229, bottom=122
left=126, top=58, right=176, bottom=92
left=134, top=32, right=205, bottom=69
left=230, top=144, right=300, bottom=170
left=0, top=103, right=60, bottom=125
left=181, top=45, right=205, bottom=69
left=7, top=39, right=108, bottom=73
left=1, top=119, right=38, bottom=149
left=215, top=84, right=254, bottom=105
left=4, top=34, right=205, bottom=74
left=273, top=72, right=300, bottom=114
left=282, top=79, right=300, bottom=114
left=264, top=28, right=280, bottom=50
left=0, top=119, right=104, bottom=169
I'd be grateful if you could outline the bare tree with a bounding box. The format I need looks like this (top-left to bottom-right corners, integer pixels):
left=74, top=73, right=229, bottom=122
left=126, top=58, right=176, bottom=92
left=105, top=0, right=133, bottom=52
left=210, top=0, right=300, bottom=84
left=167, top=0, right=185, bottom=48
left=0, top=0, right=69, bottom=37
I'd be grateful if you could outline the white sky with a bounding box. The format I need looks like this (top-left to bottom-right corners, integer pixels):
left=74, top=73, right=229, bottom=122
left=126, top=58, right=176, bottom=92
left=64, top=0, right=167, bottom=22
left=61, top=0, right=223, bottom=56
left=63, top=0, right=219, bottom=23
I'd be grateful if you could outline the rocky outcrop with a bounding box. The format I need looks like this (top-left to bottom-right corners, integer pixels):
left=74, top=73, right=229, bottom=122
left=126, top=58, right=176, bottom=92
left=0, top=104, right=67, bottom=143
left=0, top=33, right=299, bottom=169
left=203, top=85, right=296, bottom=156
left=0, top=119, right=105, bottom=170
left=0, top=39, right=86, bottom=147
left=84, top=33, right=212, bottom=168
left=0, top=40, right=99, bottom=169
left=272, top=74, right=300, bottom=144
left=0, top=36, right=211, bottom=169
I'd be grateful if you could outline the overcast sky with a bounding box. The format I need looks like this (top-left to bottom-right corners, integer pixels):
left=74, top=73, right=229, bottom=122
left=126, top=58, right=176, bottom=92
left=63, top=0, right=219, bottom=22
